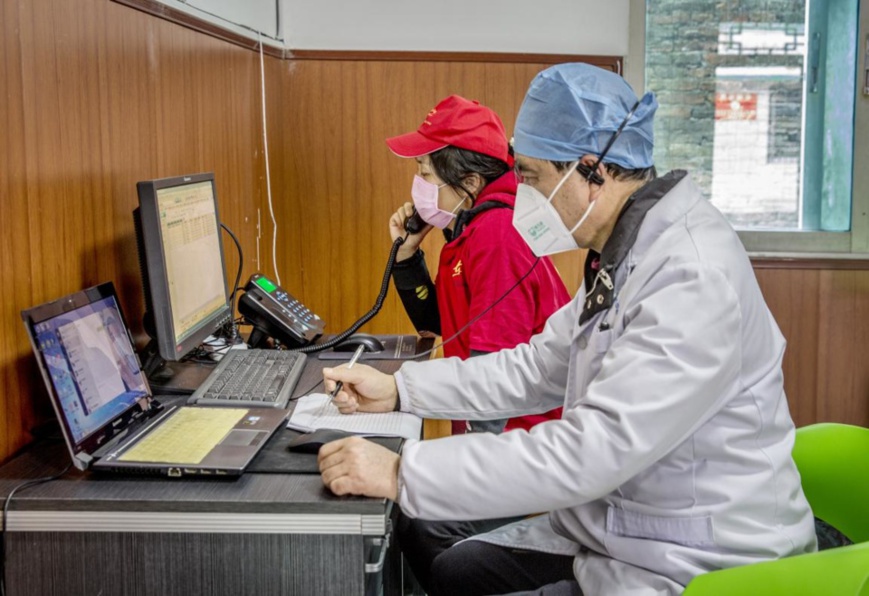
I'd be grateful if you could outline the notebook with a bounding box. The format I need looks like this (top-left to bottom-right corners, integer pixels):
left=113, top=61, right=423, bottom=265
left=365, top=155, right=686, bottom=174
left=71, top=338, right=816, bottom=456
left=21, top=282, right=287, bottom=478
left=287, top=393, right=422, bottom=441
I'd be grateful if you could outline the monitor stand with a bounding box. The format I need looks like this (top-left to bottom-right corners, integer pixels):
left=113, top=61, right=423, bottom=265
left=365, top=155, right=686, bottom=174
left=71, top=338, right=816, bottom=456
left=139, top=339, right=216, bottom=395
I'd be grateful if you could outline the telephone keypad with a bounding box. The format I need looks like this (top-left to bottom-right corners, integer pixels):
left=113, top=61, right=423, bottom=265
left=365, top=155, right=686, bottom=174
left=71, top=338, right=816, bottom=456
left=238, top=273, right=325, bottom=348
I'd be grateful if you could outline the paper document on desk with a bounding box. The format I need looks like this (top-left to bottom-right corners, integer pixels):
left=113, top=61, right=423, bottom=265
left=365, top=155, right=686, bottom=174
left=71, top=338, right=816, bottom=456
left=287, top=393, right=422, bottom=440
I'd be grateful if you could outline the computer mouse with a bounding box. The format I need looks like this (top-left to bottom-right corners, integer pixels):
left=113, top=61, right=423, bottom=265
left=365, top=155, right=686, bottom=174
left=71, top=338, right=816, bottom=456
left=332, top=333, right=385, bottom=353
left=286, top=428, right=355, bottom=453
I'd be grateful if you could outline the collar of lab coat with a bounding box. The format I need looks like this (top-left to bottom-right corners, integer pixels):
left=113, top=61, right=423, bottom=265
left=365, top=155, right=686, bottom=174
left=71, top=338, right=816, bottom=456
left=580, top=170, right=688, bottom=324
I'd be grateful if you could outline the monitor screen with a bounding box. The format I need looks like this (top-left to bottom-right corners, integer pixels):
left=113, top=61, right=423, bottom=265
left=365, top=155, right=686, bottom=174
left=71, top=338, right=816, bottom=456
left=135, top=173, right=231, bottom=362
left=21, top=282, right=154, bottom=460
left=29, top=290, right=150, bottom=445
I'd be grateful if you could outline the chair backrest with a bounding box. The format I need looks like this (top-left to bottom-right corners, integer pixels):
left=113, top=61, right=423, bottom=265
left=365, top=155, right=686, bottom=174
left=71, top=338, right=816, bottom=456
left=792, top=423, right=869, bottom=544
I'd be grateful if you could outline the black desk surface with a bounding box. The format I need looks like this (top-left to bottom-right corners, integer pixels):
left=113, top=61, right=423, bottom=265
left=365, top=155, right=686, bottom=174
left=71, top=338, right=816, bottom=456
left=0, top=340, right=429, bottom=516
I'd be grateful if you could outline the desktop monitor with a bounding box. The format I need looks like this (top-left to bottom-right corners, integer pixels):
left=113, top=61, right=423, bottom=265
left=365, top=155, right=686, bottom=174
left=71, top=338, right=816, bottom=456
left=134, top=172, right=231, bottom=365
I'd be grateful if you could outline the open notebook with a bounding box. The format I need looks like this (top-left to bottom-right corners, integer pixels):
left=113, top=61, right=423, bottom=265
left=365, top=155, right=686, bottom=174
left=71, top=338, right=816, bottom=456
left=21, top=282, right=287, bottom=477
left=288, top=393, right=422, bottom=440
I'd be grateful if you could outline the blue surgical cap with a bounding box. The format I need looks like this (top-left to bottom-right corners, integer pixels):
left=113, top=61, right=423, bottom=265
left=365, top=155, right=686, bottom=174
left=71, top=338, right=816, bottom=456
left=513, top=63, right=658, bottom=169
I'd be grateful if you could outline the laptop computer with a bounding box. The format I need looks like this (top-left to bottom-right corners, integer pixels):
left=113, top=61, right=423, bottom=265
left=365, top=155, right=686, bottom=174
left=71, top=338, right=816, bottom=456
left=21, top=282, right=287, bottom=478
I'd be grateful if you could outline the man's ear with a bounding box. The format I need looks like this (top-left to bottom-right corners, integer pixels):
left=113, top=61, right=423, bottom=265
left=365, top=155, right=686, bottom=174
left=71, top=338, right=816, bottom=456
left=579, top=155, right=598, bottom=170
left=578, top=154, right=606, bottom=186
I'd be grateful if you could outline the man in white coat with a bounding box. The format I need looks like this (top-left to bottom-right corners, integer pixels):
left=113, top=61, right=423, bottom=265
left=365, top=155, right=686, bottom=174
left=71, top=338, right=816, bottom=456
left=318, top=63, right=816, bottom=596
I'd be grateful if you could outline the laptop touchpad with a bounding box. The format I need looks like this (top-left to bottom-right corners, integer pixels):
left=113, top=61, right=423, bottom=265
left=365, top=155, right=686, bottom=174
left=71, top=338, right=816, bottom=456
left=221, top=429, right=268, bottom=447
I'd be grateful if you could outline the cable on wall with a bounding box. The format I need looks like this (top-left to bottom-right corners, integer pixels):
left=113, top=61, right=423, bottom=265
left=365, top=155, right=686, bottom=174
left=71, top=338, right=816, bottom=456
left=258, top=31, right=281, bottom=286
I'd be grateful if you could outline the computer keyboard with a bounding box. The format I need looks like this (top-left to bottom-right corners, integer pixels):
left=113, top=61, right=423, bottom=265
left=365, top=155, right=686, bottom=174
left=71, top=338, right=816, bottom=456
left=187, top=349, right=307, bottom=409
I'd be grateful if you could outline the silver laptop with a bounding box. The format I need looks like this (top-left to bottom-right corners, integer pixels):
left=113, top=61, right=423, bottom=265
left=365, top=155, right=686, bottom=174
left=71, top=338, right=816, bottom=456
left=21, top=282, right=287, bottom=477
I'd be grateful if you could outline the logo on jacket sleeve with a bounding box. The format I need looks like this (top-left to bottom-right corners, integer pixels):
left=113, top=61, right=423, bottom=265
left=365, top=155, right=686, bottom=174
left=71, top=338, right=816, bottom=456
left=415, top=285, right=429, bottom=300
left=452, top=260, right=463, bottom=277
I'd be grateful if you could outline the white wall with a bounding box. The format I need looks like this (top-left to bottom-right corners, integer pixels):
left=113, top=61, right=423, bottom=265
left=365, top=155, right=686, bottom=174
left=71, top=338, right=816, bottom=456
left=143, top=0, right=631, bottom=60
left=281, top=0, right=630, bottom=56
left=150, top=0, right=282, bottom=45
left=187, top=0, right=278, bottom=36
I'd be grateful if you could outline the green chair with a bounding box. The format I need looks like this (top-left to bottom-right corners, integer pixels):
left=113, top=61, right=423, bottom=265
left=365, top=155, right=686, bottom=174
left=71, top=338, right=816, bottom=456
left=683, top=423, right=869, bottom=595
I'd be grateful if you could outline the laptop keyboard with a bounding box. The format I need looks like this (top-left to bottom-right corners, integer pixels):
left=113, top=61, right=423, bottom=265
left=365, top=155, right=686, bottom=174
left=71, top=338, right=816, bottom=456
left=189, top=349, right=307, bottom=409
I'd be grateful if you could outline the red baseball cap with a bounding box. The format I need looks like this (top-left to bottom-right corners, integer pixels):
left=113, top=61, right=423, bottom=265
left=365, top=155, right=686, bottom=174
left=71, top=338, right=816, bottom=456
left=385, top=95, right=512, bottom=165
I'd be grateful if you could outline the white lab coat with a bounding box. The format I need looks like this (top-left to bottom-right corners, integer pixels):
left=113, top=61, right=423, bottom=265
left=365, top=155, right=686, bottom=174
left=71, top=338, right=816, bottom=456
left=393, top=174, right=816, bottom=595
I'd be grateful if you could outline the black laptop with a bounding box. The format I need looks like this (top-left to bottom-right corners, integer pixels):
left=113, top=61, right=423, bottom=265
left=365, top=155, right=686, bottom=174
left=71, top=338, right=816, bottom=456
left=21, top=282, right=287, bottom=477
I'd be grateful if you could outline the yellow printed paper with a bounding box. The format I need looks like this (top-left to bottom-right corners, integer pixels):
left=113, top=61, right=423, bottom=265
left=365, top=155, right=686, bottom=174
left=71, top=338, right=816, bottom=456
left=119, top=407, right=248, bottom=464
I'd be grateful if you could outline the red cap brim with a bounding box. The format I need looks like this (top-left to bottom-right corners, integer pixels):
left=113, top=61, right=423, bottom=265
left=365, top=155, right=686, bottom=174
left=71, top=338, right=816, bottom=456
left=385, top=131, right=449, bottom=158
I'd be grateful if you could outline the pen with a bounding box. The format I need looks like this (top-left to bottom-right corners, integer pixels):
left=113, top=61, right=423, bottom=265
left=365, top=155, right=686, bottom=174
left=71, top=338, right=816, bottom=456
left=329, top=343, right=366, bottom=400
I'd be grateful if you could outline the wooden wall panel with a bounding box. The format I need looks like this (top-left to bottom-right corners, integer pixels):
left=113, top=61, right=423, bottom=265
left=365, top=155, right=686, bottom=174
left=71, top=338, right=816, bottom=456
left=755, top=268, right=869, bottom=428
left=0, top=0, right=285, bottom=461
left=816, top=270, right=869, bottom=422
left=0, top=0, right=33, bottom=456
left=754, top=269, right=821, bottom=426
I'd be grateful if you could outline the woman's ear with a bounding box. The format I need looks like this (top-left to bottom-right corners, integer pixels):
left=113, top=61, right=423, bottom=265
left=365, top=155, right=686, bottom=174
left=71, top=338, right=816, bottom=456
left=461, top=173, right=485, bottom=199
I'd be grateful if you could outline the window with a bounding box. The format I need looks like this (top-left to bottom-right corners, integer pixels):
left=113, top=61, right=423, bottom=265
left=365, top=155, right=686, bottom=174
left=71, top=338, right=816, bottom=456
left=639, top=0, right=868, bottom=254
left=767, top=85, right=801, bottom=164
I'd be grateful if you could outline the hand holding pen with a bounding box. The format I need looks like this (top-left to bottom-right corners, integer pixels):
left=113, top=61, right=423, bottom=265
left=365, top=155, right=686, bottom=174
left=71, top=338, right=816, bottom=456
left=324, top=345, right=401, bottom=415
left=329, top=344, right=366, bottom=403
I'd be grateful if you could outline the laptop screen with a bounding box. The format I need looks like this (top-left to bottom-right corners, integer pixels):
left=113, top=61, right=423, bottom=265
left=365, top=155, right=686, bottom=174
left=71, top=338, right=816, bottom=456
left=23, top=283, right=152, bottom=457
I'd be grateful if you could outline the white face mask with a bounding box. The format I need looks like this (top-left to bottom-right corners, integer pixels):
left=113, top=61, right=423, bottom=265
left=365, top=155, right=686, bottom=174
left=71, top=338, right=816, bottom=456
left=512, top=161, right=598, bottom=257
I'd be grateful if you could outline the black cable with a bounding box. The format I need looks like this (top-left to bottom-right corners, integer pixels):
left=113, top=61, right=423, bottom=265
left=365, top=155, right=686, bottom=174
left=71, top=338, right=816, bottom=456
left=291, top=379, right=324, bottom=400
left=289, top=236, right=406, bottom=354
left=292, top=234, right=538, bottom=397
left=202, top=336, right=234, bottom=351
left=180, top=343, right=224, bottom=364
left=1, top=462, right=72, bottom=596
left=185, top=338, right=234, bottom=363
left=289, top=231, right=538, bottom=359
left=401, top=257, right=541, bottom=361
left=220, top=222, right=244, bottom=341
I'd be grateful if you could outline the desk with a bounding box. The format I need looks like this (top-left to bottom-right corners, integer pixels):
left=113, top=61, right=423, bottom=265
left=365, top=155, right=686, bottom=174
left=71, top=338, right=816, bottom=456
left=0, top=347, right=424, bottom=596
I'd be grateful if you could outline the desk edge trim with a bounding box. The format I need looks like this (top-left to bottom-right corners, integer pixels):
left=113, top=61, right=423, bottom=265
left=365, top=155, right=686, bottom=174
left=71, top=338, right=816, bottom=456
left=0, top=511, right=388, bottom=535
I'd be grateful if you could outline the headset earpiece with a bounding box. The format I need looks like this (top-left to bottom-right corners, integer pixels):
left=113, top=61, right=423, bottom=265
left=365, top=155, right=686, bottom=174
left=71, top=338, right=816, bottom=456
left=576, top=163, right=605, bottom=186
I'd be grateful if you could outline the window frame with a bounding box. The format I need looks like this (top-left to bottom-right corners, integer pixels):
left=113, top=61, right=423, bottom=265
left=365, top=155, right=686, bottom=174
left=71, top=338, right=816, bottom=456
left=628, top=0, right=869, bottom=257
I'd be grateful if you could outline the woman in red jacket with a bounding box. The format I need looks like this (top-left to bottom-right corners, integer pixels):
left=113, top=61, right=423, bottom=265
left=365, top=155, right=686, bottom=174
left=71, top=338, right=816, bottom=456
left=387, top=94, right=570, bottom=435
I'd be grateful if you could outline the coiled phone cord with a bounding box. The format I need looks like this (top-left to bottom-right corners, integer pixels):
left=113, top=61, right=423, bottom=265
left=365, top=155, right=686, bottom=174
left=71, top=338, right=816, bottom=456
left=289, top=234, right=540, bottom=395
left=288, top=235, right=407, bottom=354
left=291, top=233, right=541, bottom=359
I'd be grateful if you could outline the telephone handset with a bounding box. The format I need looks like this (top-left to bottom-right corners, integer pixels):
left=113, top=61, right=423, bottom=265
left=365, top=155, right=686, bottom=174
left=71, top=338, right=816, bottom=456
left=237, top=273, right=325, bottom=348
left=404, top=207, right=426, bottom=235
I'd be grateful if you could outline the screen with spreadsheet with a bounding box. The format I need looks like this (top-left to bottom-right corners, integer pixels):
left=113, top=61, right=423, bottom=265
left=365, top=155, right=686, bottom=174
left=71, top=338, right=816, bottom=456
left=135, top=173, right=231, bottom=361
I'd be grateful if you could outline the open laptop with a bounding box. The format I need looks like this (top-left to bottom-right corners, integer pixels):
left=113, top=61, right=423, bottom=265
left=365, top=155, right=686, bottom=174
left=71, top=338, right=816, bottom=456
left=21, top=282, right=287, bottom=478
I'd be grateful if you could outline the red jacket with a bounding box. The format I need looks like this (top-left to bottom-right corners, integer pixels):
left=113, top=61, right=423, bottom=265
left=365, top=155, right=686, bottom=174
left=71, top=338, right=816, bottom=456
left=435, top=172, right=570, bottom=432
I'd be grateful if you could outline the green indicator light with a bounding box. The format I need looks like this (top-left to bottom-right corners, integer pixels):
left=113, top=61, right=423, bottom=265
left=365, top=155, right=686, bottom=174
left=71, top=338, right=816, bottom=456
left=255, top=277, right=277, bottom=293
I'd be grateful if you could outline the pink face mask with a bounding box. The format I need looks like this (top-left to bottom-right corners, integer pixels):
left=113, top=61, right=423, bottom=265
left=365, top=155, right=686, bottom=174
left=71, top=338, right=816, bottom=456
left=411, top=175, right=465, bottom=229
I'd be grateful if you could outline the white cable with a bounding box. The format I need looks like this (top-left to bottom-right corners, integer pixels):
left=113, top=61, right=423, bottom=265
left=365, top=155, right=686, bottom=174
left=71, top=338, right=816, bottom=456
left=258, top=32, right=280, bottom=285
